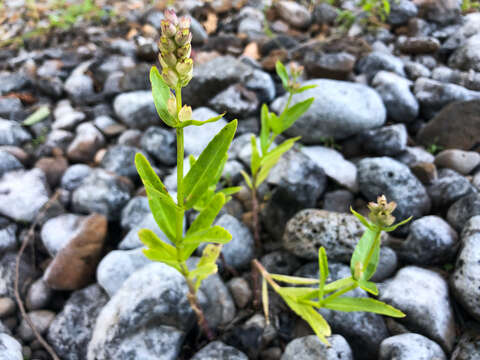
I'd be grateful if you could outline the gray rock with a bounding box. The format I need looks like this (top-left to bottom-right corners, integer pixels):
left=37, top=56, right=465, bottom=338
left=432, top=66, right=480, bottom=92
left=447, top=193, right=480, bottom=231
left=87, top=263, right=204, bottom=359
left=451, top=216, right=480, bottom=321
left=72, top=169, right=131, bottom=221
left=378, top=266, right=456, bottom=352
left=358, top=157, right=430, bottom=225
left=0, top=150, right=23, bottom=178
left=140, top=127, right=176, bottom=166
left=209, top=84, right=258, bottom=117
left=93, top=115, right=125, bottom=137
left=357, top=51, right=406, bottom=80
left=0, top=333, right=22, bottom=360
left=312, top=3, right=338, bottom=25
left=395, top=215, right=458, bottom=265
left=100, top=145, right=145, bottom=180
left=372, top=71, right=419, bottom=123
left=451, top=328, right=480, bottom=360
left=190, top=17, right=208, bottom=45
left=245, top=69, right=275, bottom=103
left=263, top=148, right=327, bottom=240
left=0, top=297, right=15, bottom=319
left=222, top=160, right=244, bottom=185
left=427, top=169, right=477, bottom=210
left=322, top=190, right=354, bottom=214
left=301, top=146, right=358, bottom=192
left=17, top=310, right=55, bottom=342
left=97, top=248, right=151, bottom=297
left=227, top=278, right=252, bottom=309
left=281, top=335, right=353, bottom=360
left=213, top=214, right=254, bottom=270
left=0, top=252, right=36, bottom=299
left=60, top=164, right=92, bottom=191
left=0, top=72, right=29, bottom=95
left=304, top=51, right=356, bottom=80
left=43, top=129, right=74, bottom=154
left=0, top=219, right=16, bottom=253
left=396, top=146, right=435, bottom=167
left=379, top=333, right=446, bottom=360
left=0, top=118, right=31, bottom=146
left=182, top=56, right=253, bottom=108
left=388, top=0, right=418, bottom=25
left=271, top=79, right=386, bottom=142
left=0, top=97, right=22, bottom=119
left=404, top=61, right=431, bottom=81
left=26, top=279, right=52, bottom=311
left=0, top=169, right=50, bottom=223
left=192, top=341, right=248, bottom=360
left=275, top=0, right=311, bottom=28
left=52, top=100, right=86, bottom=130
left=237, top=7, right=264, bottom=38
left=64, top=67, right=95, bottom=104
left=260, top=250, right=301, bottom=275
left=113, top=91, right=159, bottom=130
left=435, top=149, right=480, bottom=175
left=47, top=284, right=108, bottom=360
left=414, top=77, right=480, bottom=119
left=475, top=171, right=480, bottom=191
left=184, top=107, right=229, bottom=157
left=41, top=213, right=89, bottom=256
left=416, top=0, right=461, bottom=24
left=66, top=122, right=105, bottom=163
left=449, top=33, right=480, bottom=72
left=361, top=124, right=408, bottom=156
left=120, top=196, right=150, bottom=231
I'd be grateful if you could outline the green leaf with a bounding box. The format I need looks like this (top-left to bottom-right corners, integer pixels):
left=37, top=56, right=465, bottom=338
left=255, top=137, right=300, bottom=187
left=176, top=113, right=226, bottom=128
left=276, top=287, right=319, bottom=299
left=323, top=277, right=355, bottom=294
left=279, top=97, right=314, bottom=133
left=144, top=183, right=178, bottom=243
left=240, top=170, right=253, bottom=189
left=318, top=247, right=329, bottom=299
left=356, top=280, right=379, bottom=296
left=187, top=193, right=226, bottom=235
left=219, top=186, right=242, bottom=197
left=135, top=153, right=168, bottom=193
left=270, top=274, right=319, bottom=285
left=251, top=135, right=261, bottom=176
left=180, top=226, right=232, bottom=260
left=143, top=248, right=182, bottom=272
left=183, top=120, right=237, bottom=209
left=191, top=244, right=222, bottom=290
left=350, top=227, right=381, bottom=281
left=294, top=85, right=317, bottom=94
left=262, top=277, right=269, bottom=324
left=350, top=207, right=373, bottom=229
left=275, top=60, right=289, bottom=90
left=23, top=106, right=50, bottom=126
left=382, top=217, right=412, bottom=232
left=322, top=297, right=406, bottom=318
left=150, top=66, right=176, bottom=127
left=260, top=104, right=270, bottom=155
left=139, top=229, right=181, bottom=271
left=267, top=112, right=282, bottom=135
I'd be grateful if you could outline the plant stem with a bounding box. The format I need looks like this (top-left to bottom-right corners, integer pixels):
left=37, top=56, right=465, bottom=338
left=363, top=228, right=382, bottom=273
left=251, top=183, right=262, bottom=253
left=252, top=259, right=280, bottom=291
left=174, top=85, right=212, bottom=340
left=323, top=283, right=356, bottom=304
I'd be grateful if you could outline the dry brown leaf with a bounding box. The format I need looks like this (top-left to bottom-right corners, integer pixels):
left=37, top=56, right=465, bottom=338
left=243, top=42, right=260, bottom=60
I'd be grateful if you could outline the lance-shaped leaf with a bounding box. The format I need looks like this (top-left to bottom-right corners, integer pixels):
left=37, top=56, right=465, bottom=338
left=262, top=277, right=269, bottom=325
left=350, top=227, right=381, bottom=281
left=270, top=274, right=319, bottom=285
left=241, top=170, right=253, bottom=189
left=318, top=247, right=329, bottom=300
left=323, top=277, right=355, bottom=294
left=176, top=113, right=226, bottom=128
left=322, top=297, right=405, bottom=318
left=267, top=111, right=282, bottom=135
left=187, top=193, right=226, bottom=235
left=23, top=106, right=50, bottom=126
left=279, top=97, right=314, bottom=133
left=275, top=60, right=289, bottom=90
left=135, top=153, right=168, bottom=193
left=382, top=217, right=412, bottom=232
left=180, top=226, right=231, bottom=260
left=350, top=207, right=373, bottom=229
left=139, top=229, right=181, bottom=272
left=144, top=183, right=178, bottom=243
left=150, top=66, right=176, bottom=127
left=356, top=279, right=379, bottom=296
left=293, top=84, right=317, bottom=94
left=183, top=120, right=237, bottom=209
left=251, top=135, right=261, bottom=176
left=255, top=137, right=300, bottom=187
left=219, top=186, right=242, bottom=197
left=260, top=104, right=270, bottom=155
left=191, top=244, right=222, bottom=290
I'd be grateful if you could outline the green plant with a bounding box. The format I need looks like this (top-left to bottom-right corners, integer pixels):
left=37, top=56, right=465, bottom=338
left=426, top=140, right=444, bottom=155
left=254, top=196, right=410, bottom=344
left=48, top=0, right=107, bottom=29
left=462, top=0, right=480, bottom=12
left=241, top=61, right=316, bottom=249
left=359, top=0, right=391, bottom=23
left=134, top=10, right=239, bottom=339
left=336, top=9, right=357, bottom=30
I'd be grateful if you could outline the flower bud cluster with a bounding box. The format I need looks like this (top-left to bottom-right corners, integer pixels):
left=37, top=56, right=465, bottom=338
left=367, top=195, right=397, bottom=227
left=159, top=10, right=193, bottom=89
left=289, top=62, right=304, bottom=90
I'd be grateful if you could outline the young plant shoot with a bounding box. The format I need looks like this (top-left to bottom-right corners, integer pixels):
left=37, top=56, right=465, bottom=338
left=242, top=61, right=316, bottom=250
left=134, top=10, right=238, bottom=339
left=253, top=195, right=411, bottom=344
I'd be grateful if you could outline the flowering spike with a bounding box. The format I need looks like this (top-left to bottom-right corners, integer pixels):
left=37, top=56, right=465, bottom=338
left=367, top=195, right=397, bottom=227
left=164, top=9, right=178, bottom=26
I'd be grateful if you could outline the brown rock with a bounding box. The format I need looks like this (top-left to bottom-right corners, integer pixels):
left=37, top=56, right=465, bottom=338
left=43, top=214, right=107, bottom=290
left=34, top=156, right=68, bottom=188
left=434, top=149, right=480, bottom=175
left=398, top=36, right=440, bottom=54
left=417, top=100, right=480, bottom=150
left=411, top=161, right=438, bottom=185
left=414, top=0, right=461, bottom=24
left=67, top=123, right=105, bottom=163
left=0, top=146, right=30, bottom=165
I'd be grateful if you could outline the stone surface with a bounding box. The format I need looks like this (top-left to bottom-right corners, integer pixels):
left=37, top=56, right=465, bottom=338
left=304, top=51, right=355, bottom=80
left=26, top=279, right=52, bottom=311
left=0, top=252, right=36, bottom=299
left=0, top=219, right=17, bottom=253
left=360, top=124, right=408, bottom=156
left=395, top=215, right=458, bottom=265
left=447, top=193, right=480, bottom=231
left=34, top=155, right=69, bottom=188
left=140, top=126, right=176, bottom=166
left=209, top=84, right=258, bottom=117
left=379, top=333, right=446, bottom=360
left=449, top=33, right=480, bottom=72
left=398, top=36, right=440, bottom=54
left=60, top=164, right=92, bottom=191
left=191, top=341, right=248, bottom=360
left=100, top=145, right=146, bottom=180
left=301, top=146, right=358, bottom=192
left=227, top=278, right=252, bottom=309
left=41, top=213, right=88, bottom=256
left=388, top=0, right=418, bottom=25
left=379, top=266, right=456, bottom=352
left=43, top=214, right=107, bottom=290
left=275, top=0, right=311, bottom=28
left=451, top=328, right=480, bottom=360
left=356, top=51, right=405, bottom=80
left=0, top=150, right=23, bottom=178
left=72, top=169, right=131, bottom=221
left=52, top=100, right=86, bottom=130
left=0, top=118, right=31, bottom=146
left=358, top=157, right=430, bottom=225
left=435, top=149, right=480, bottom=175
left=18, top=310, right=55, bottom=342
left=427, top=169, right=476, bottom=210
left=0, top=169, right=50, bottom=223
left=0, top=333, right=22, bottom=360
left=263, top=148, right=327, bottom=241
left=48, top=284, right=108, bottom=360
left=245, top=69, right=276, bottom=103
left=452, top=216, right=480, bottom=321
left=0, top=297, right=15, bottom=318
left=322, top=190, right=354, bottom=213
left=67, top=122, right=105, bottom=163
left=281, top=335, right=353, bottom=360
left=415, top=0, right=461, bottom=24
left=270, top=79, right=386, bottom=142
left=372, top=71, right=419, bottom=123
left=113, top=90, right=158, bottom=130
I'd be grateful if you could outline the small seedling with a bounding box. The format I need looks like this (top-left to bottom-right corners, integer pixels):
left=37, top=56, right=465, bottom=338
left=242, top=61, right=316, bottom=249
left=135, top=10, right=239, bottom=339
left=254, top=195, right=410, bottom=344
